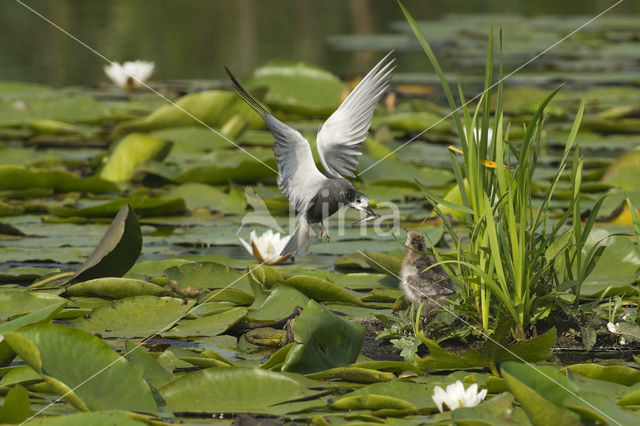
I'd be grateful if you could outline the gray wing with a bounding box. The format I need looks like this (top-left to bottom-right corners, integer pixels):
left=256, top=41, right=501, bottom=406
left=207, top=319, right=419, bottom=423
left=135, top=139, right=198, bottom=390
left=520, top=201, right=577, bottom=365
left=227, top=68, right=326, bottom=214
left=316, top=52, right=395, bottom=178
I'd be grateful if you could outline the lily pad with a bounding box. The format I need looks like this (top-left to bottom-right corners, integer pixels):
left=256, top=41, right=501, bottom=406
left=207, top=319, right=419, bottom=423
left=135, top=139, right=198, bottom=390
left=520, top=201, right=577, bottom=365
left=123, top=340, right=174, bottom=389
left=282, top=300, right=365, bottom=374
left=501, top=362, right=581, bottom=426
left=282, top=275, right=366, bottom=306
left=0, top=165, right=118, bottom=193
left=70, top=204, right=142, bottom=283
left=64, top=278, right=166, bottom=299
left=0, top=385, right=30, bottom=424
left=164, top=183, right=246, bottom=214
left=0, top=291, right=67, bottom=321
left=164, top=261, right=252, bottom=292
left=247, top=285, right=309, bottom=323
left=3, top=324, right=158, bottom=413
left=99, top=133, right=172, bottom=183
left=247, top=62, right=344, bottom=116
left=166, top=307, right=248, bottom=337
left=159, top=367, right=311, bottom=413
left=113, top=90, right=264, bottom=136
left=72, top=296, right=195, bottom=338
left=23, top=411, right=150, bottom=425
left=50, top=196, right=186, bottom=218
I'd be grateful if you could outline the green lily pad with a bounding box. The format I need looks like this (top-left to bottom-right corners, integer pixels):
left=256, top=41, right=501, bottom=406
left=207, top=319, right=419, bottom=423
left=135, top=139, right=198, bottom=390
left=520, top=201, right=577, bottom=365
left=0, top=365, right=42, bottom=386
left=113, top=90, right=264, bottom=136
left=50, top=196, right=186, bottom=218
left=23, top=411, right=150, bottom=425
left=282, top=275, right=365, bottom=306
left=357, top=155, right=454, bottom=187
left=72, top=296, right=195, bottom=338
left=166, top=307, right=248, bottom=337
left=151, top=126, right=234, bottom=152
left=247, top=285, right=309, bottom=323
left=4, top=324, right=158, bottom=413
left=247, top=62, right=344, bottom=116
left=123, top=340, right=174, bottom=389
left=70, top=204, right=142, bottom=283
left=282, top=300, right=365, bottom=374
left=565, top=364, right=640, bottom=386
left=99, top=133, right=172, bottom=183
left=361, top=251, right=403, bottom=276
left=164, top=183, right=246, bottom=214
left=580, top=235, right=640, bottom=297
left=164, top=261, right=252, bottom=292
left=602, top=149, right=640, bottom=190
left=0, top=385, right=30, bottom=424
left=0, top=165, right=117, bottom=194
left=159, top=367, right=311, bottom=413
left=0, top=291, right=67, bottom=321
left=374, top=111, right=451, bottom=133
left=64, top=278, right=166, bottom=299
left=307, top=366, right=395, bottom=383
left=501, top=362, right=581, bottom=426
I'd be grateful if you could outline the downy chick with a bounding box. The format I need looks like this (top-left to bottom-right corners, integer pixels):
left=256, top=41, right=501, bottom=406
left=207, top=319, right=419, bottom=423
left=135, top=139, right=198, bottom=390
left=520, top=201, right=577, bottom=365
left=400, top=231, right=456, bottom=316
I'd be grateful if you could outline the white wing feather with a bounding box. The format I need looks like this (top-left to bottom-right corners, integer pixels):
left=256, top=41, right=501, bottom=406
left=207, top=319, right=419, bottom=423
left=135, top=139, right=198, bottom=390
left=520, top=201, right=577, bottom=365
left=227, top=69, right=326, bottom=214
left=316, top=52, right=395, bottom=178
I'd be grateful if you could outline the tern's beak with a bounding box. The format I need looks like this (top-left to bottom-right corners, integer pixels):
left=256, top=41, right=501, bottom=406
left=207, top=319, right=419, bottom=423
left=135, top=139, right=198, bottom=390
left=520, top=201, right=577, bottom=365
left=355, top=205, right=374, bottom=215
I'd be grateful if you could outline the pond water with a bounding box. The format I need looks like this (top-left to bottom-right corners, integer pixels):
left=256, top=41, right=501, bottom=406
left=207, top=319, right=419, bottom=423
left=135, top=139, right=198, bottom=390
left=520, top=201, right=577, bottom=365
left=1, top=0, right=639, bottom=86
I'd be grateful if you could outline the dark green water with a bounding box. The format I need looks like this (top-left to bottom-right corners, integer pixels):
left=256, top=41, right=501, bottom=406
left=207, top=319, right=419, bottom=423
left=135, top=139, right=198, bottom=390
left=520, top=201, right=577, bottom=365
left=1, top=0, right=638, bottom=86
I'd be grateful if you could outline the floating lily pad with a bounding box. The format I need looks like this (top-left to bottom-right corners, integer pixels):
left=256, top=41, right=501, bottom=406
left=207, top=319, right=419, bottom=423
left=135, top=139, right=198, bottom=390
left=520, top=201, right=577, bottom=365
left=64, top=278, right=166, bottom=299
left=282, top=300, right=365, bottom=374
left=3, top=324, right=157, bottom=413
left=247, top=285, right=309, bottom=323
left=282, top=275, right=366, bottom=306
left=123, top=340, right=174, bottom=389
left=247, top=62, right=344, bottom=116
left=0, top=291, right=67, bottom=321
left=164, top=183, right=246, bottom=214
left=602, top=149, right=640, bottom=190
left=0, top=385, right=30, bottom=424
left=113, top=90, right=264, bottom=136
left=99, top=133, right=172, bottom=183
left=0, top=165, right=117, bottom=194
left=166, top=307, right=248, bottom=337
left=159, top=367, right=311, bottom=413
left=23, top=411, right=150, bottom=425
left=72, top=296, right=195, bottom=338
left=164, top=261, right=252, bottom=292
left=50, top=196, right=186, bottom=218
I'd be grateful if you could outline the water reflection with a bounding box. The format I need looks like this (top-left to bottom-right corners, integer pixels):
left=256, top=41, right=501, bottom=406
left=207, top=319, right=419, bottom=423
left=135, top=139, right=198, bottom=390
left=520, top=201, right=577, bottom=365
left=0, top=0, right=637, bottom=86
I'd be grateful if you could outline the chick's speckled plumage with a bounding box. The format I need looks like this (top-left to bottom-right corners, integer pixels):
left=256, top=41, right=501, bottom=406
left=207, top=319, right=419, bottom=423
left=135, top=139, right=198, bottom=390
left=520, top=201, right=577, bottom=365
left=400, top=231, right=455, bottom=316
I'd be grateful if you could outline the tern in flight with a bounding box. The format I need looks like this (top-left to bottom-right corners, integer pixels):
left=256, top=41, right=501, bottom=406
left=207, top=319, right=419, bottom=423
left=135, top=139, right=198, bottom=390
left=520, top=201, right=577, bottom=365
left=226, top=52, right=394, bottom=256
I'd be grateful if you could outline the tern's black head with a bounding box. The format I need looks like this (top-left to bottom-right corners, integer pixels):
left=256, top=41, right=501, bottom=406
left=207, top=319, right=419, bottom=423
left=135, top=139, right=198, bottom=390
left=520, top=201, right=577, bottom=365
left=345, top=189, right=373, bottom=214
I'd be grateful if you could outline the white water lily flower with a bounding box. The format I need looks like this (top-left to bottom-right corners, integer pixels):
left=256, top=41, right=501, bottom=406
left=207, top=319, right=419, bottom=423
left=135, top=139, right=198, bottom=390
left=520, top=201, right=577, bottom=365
left=432, top=380, right=487, bottom=412
left=104, top=60, right=155, bottom=90
left=239, top=229, right=292, bottom=264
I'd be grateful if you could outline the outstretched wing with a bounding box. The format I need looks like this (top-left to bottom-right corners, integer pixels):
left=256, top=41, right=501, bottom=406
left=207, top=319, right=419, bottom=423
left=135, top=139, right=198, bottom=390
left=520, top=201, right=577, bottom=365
left=226, top=68, right=326, bottom=214
left=316, top=52, right=395, bottom=178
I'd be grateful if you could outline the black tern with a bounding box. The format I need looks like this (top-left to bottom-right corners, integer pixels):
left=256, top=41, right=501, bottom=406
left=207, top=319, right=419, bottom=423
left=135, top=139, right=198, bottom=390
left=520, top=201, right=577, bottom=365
left=226, top=52, right=394, bottom=256
left=400, top=231, right=455, bottom=316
